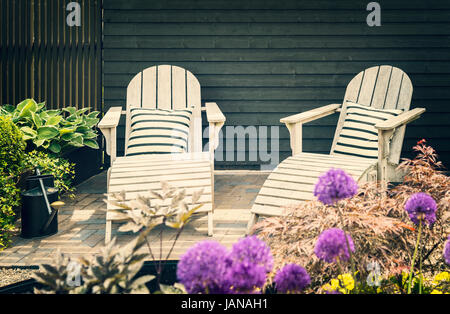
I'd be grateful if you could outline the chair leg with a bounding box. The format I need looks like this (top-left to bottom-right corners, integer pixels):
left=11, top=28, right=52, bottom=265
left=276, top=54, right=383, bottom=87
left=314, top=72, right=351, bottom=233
left=207, top=211, right=213, bottom=236
left=105, top=220, right=112, bottom=244
left=247, top=213, right=259, bottom=235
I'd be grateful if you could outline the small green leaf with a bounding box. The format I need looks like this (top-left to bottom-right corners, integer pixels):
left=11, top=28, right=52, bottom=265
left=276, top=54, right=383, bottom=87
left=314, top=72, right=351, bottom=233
left=84, top=118, right=99, bottom=128
left=87, top=111, right=100, bottom=119
left=59, top=127, right=76, bottom=136
left=17, top=99, right=38, bottom=118
left=76, top=125, right=90, bottom=133
left=83, top=139, right=99, bottom=149
left=42, top=141, right=50, bottom=149
left=83, top=131, right=97, bottom=139
left=46, top=115, right=63, bottom=126
left=34, top=139, right=45, bottom=147
left=46, top=109, right=61, bottom=117
left=48, top=142, right=62, bottom=154
left=37, top=126, right=59, bottom=140
left=69, top=134, right=84, bottom=146
left=31, top=112, right=43, bottom=127
left=20, top=126, right=37, bottom=139
left=17, top=99, right=37, bottom=112
left=76, top=108, right=90, bottom=116
left=37, top=102, right=46, bottom=111
left=62, top=107, right=77, bottom=115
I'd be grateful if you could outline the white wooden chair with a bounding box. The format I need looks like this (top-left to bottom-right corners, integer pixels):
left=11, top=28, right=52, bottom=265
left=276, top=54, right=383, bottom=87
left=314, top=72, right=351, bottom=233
left=247, top=65, right=425, bottom=233
left=98, top=65, right=225, bottom=243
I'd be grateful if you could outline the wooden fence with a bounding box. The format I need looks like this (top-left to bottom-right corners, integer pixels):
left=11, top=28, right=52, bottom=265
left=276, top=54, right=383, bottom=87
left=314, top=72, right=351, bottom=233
left=0, top=0, right=102, bottom=111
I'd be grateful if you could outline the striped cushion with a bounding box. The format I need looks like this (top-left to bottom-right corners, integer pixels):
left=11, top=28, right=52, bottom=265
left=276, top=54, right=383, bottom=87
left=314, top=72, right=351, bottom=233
left=126, top=107, right=192, bottom=156
left=333, top=102, right=403, bottom=159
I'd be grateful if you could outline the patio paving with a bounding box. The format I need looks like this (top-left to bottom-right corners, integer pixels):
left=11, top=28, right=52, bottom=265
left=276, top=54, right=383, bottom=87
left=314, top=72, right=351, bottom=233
left=0, top=171, right=269, bottom=266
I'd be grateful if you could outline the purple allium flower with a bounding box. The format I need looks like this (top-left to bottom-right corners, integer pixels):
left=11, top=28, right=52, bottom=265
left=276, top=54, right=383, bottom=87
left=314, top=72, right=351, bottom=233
left=404, top=192, right=437, bottom=226
left=314, top=168, right=358, bottom=205
left=227, top=236, right=273, bottom=273
left=177, top=241, right=229, bottom=294
left=444, top=236, right=450, bottom=265
left=224, top=262, right=267, bottom=294
left=314, top=228, right=355, bottom=263
left=274, top=264, right=310, bottom=294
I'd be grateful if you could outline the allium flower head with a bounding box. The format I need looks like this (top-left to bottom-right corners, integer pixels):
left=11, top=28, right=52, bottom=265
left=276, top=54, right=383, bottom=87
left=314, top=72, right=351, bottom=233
left=314, top=168, right=358, bottom=205
left=444, top=236, right=450, bottom=265
left=227, top=236, right=273, bottom=273
left=274, top=264, right=310, bottom=294
left=404, top=192, right=437, bottom=226
left=224, top=262, right=266, bottom=294
left=177, top=240, right=229, bottom=294
left=314, top=228, right=355, bottom=263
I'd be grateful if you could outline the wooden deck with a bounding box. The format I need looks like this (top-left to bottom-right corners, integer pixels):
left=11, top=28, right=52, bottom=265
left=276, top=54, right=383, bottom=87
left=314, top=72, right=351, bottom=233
left=0, top=171, right=268, bottom=267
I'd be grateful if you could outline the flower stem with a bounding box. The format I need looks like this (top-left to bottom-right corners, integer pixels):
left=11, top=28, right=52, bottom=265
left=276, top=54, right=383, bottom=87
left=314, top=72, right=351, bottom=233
left=336, top=204, right=356, bottom=281
left=407, top=220, right=422, bottom=294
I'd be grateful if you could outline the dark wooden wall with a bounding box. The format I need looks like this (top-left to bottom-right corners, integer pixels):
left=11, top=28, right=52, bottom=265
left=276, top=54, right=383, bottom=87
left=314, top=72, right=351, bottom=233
left=103, top=0, right=450, bottom=169
left=0, top=0, right=102, bottom=111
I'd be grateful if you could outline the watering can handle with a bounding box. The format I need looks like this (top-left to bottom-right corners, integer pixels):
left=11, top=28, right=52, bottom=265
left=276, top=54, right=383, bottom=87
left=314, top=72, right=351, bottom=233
left=35, top=168, right=52, bottom=216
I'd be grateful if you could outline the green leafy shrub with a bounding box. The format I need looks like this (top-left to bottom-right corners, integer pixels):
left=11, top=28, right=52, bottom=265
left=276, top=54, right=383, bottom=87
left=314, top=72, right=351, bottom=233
left=0, top=117, right=26, bottom=250
left=0, top=116, right=26, bottom=175
left=0, top=175, right=21, bottom=250
left=1, top=99, right=100, bottom=155
left=22, top=151, right=76, bottom=196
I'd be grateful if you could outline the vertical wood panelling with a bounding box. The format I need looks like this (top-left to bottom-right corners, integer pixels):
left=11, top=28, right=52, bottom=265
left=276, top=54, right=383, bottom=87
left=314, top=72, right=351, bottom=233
left=0, top=0, right=102, bottom=113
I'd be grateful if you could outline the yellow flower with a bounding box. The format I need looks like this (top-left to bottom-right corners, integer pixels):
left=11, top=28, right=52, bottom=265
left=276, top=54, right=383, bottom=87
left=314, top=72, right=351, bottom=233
left=337, top=273, right=355, bottom=291
left=321, top=273, right=355, bottom=294
left=432, top=272, right=450, bottom=285
left=430, top=290, right=443, bottom=294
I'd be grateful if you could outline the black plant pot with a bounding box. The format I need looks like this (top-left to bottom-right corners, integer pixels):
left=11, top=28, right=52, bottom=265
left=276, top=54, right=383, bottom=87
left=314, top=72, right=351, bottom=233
left=62, top=145, right=102, bottom=186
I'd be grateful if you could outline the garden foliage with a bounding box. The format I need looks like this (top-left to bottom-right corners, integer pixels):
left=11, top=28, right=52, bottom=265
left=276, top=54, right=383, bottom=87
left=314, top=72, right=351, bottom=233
left=30, top=142, right=450, bottom=294
left=33, top=182, right=203, bottom=294
left=0, top=116, right=26, bottom=175
left=0, top=107, right=77, bottom=250
left=22, top=151, right=75, bottom=196
left=254, top=140, right=449, bottom=292
left=1, top=99, right=100, bottom=155
left=0, top=117, right=26, bottom=250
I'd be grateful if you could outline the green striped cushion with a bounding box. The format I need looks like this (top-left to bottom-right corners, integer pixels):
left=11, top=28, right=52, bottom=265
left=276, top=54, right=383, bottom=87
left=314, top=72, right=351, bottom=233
left=126, top=107, right=192, bottom=156
left=333, top=102, right=403, bottom=159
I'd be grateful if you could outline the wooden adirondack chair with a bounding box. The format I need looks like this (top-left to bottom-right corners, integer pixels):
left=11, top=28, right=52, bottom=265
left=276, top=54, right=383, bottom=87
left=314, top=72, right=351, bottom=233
left=247, top=65, right=425, bottom=233
left=98, top=65, right=225, bottom=243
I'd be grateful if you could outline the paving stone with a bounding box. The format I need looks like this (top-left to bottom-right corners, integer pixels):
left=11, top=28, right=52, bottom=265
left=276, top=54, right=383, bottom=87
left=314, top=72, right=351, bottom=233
left=0, top=172, right=267, bottom=266
left=83, top=234, right=105, bottom=248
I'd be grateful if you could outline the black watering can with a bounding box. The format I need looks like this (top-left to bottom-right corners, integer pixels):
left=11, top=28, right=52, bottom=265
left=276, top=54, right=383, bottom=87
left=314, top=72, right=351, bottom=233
left=20, top=169, right=62, bottom=238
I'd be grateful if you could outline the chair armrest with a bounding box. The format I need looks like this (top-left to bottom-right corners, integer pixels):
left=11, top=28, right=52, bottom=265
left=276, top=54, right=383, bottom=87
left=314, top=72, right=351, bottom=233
left=280, top=103, right=341, bottom=156
left=98, top=107, right=122, bottom=162
left=98, top=107, right=122, bottom=129
left=280, top=103, right=341, bottom=124
left=205, top=102, right=226, bottom=161
left=375, top=108, right=425, bottom=131
left=205, top=102, right=226, bottom=123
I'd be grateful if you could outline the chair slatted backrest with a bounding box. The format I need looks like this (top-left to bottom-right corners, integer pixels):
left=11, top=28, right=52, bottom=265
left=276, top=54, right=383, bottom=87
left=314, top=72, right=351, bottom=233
left=124, top=65, right=202, bottom=155
left=330, top=65, right=413, bottom=164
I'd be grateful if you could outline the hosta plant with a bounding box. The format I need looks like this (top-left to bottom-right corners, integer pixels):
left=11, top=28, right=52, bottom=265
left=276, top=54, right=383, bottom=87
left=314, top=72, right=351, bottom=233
left=0, top=99, right=100, bottom=155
